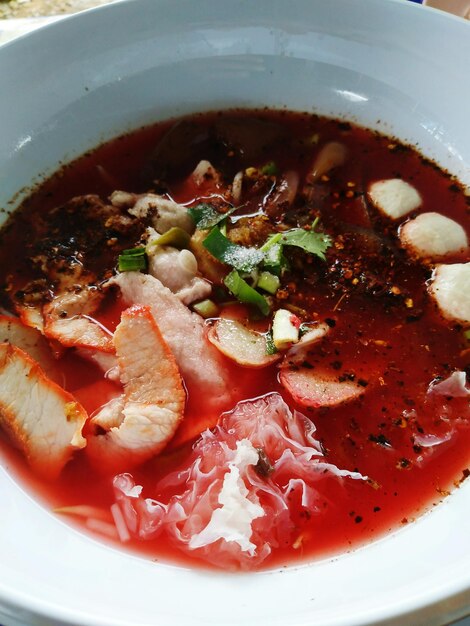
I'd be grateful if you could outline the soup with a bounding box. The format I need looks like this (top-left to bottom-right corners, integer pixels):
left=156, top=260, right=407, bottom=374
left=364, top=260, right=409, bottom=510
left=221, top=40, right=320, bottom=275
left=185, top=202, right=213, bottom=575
left=0, top=110, right=469, bottom=571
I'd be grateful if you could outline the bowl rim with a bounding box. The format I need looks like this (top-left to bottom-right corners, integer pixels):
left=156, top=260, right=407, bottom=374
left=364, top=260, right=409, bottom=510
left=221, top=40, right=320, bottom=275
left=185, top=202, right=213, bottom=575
left=1, top=1, right=470, bottom=625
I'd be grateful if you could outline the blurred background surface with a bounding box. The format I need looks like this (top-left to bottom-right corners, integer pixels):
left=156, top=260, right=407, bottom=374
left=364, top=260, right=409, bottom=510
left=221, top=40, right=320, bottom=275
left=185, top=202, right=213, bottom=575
left=0, top=0, right=115, bottom=18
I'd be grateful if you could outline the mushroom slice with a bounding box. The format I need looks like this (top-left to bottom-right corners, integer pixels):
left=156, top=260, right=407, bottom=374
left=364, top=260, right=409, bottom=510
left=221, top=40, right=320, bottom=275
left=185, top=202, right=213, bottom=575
left=88, top=305, right=185, bottom=470
left=0, top=315, right=62, bottom=383
left=399, top=212, right=468, bottom=259
left=428, top=263, right=470, bottom=325
left=280, top=366, right=366, bottom=408
left=43, top=287, right=114, bottom=353
left=0, top=343, right=87, bottom=479
left=207, top=319, right=280, bottom=368
left=368, top=179, right=421, bottom=219
left=308, top=142, right=347, bottom=182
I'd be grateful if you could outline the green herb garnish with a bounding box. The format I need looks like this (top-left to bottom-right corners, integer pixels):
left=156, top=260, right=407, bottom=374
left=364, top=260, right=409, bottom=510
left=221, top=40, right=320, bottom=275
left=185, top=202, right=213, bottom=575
left=203, top=226, right=264, bottom=273
left=260, top=219, right=331, bottom=265
left=264, top=330, right=278, bottom=355
left=224, top=270, right=270, bottom=316
left=151, top=226, right=191, bottom=249
left=192, top=299, right=219, bottom=319
left=118, top=247, right=147, bottom=272
left=257, top=271, right=281, bottom=295
left=261, top=235, right=289, bottom=276
left=260, top=161, right=278, bottom=176
left=188, top=203, right=239, bottom=230
left=279, top=219, right=332, bottom=261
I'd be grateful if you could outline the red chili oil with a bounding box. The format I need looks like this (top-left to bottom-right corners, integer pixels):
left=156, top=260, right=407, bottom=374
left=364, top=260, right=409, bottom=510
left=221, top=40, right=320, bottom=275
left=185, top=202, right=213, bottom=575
left=0, top=110, right=469, bottom=570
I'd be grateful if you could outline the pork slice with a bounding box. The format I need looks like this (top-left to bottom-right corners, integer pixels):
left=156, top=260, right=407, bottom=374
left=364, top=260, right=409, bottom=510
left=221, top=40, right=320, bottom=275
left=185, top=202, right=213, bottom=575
left=43, top=287, right=114, bottom=353
left=75, top=348, right=120, bottom=380
left=111, top=272, right=232, bottom=410
left=0, top=343, right=87, bottom=479
left=88, top=305, right=185, bottom=470
left=0, top=315, right=62, bottom=384
left=16, top=305, right=45, bottom=333
left=110, top=191, right=194, bottom=234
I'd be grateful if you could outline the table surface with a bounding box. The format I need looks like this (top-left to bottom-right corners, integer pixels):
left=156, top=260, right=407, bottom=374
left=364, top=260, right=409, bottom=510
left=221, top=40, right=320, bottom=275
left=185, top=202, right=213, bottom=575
left=0, top=0, right=116, bottom=19
left=0, top=3, right=469, bottom=625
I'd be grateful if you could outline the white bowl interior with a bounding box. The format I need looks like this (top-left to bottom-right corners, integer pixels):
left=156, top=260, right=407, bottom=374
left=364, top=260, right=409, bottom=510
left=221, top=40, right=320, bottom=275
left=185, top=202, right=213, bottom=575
left=0, top=1, right=470, bottom=625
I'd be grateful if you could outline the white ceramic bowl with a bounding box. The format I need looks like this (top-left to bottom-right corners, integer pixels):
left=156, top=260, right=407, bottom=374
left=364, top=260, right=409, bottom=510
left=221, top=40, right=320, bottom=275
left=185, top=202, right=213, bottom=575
left=1, top=1, right=470, bottom=624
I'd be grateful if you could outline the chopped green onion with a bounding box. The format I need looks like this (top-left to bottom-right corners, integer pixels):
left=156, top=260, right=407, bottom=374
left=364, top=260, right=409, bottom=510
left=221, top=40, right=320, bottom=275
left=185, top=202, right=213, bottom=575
left=272, top=308, right=300, bottom=349
left=264, top=330, right=278, bottom=355
left=151, top=227, right=191, bottom=249
left=262, top=242, right=288, bottom=276
left=464, top=329, right=470, bottom=342
left=224, top=270, right=270, bottom=316
left=260, top=161, right=278, bottom=176
left=120, top=246, right=146, bottom=256
left=203, top=226, right=264, bottom=272
left=192, top=299, right=219, bottom=319
left=245, top=167, right=258, bottom=179
left=118, top=247, right=147, bottom=272
left=257, top=271, right=280, bottom=295
left=299, top=322, right=313, bottom=337
left=188, top=203, right=239, bottom=230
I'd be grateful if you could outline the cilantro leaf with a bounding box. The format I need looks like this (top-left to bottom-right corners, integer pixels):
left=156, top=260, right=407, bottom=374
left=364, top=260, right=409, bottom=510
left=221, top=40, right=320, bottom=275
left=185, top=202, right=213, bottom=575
left=280, top=227, right=331, bottom=261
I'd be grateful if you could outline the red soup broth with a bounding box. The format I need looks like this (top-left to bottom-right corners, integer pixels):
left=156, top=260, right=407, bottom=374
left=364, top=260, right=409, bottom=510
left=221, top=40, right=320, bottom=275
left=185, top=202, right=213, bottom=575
left=0, top=110, right=469, bottom=570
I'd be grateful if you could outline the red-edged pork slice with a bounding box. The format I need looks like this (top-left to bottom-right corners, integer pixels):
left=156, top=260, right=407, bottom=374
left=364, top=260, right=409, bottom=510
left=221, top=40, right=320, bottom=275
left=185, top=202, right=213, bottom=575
left=0, top=315, right=62, bottom=384
left=0, top=343, right=87, bottom=479
left=280, top=366, right=366, bottom=408
left=207, top=319, right=280, bottom=368
left=110, top=272, right=233, bottom=411
left=75, top=348, right=120, bottom=380
left=88, top=305, right=185, bottom=471
left=43, top=287, right=114, bottom=353
left=16, top=305, right=45, bottom=333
